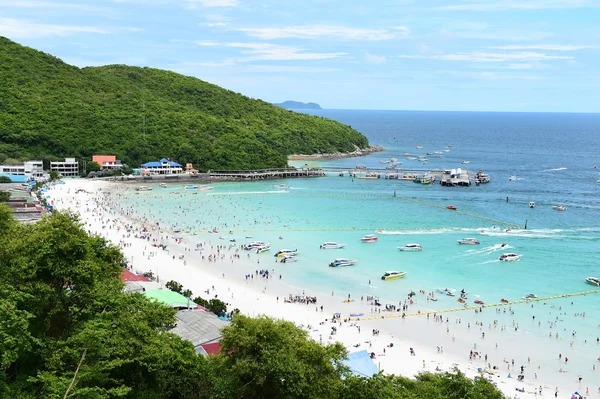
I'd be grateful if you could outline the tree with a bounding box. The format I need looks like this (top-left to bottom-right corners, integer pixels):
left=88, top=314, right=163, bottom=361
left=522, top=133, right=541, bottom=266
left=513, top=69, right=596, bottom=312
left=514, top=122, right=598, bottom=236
left=0, top=191, right=10, bottom=202
left=87, top=161, right=101, bottom=173
left=49, top=170, right=59, bottom=181
left=0, top=176, right=11, bottom=183
left=0, top=211, right=211, bottom=398
left=214, top=315, right=348, bottom=399
left=165, top=280, right=183, bottom=294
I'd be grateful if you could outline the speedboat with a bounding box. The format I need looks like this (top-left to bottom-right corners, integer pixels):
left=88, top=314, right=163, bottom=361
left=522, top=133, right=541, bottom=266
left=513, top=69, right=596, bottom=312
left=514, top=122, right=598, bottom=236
left=361, top=234, right=378, bottom=242
left=416, top=145, right=423, bottom=149
left=136, top=186, right=153, bottom=191
left=274, top=249, right=298, bottom=258
left=355, top=164, right=367, bottom=169
left=159, top=183, right=168, bottom=188
left=509, top=176, right=517, bottom=181
left=245, top=241, right=270, bottom=250
left=500, top=298, right=509, bottom=304
left=457, top=238, right=479, bottom=245
left=499, top=253, right=521, bottom=262
left=398, top=243, right=423, bottom=251
left=280, top=255, right=298, bottom=263
left=381, top=271, right=407, bottom=281
left=529, top=202, right=535, bottom=208
left=462, top=160, right=470, bottom=164
left=474, top=299, right=484, bottom=305
left=320, top=242, right=346, bottom=249
left=329, top=258, right=357, bottom=267
left=552, top=205, right=567, bottom=211
left=198, top=185, right=213, bottom=191
left=255, top=245, right=270, bottom=253
left=273, top=184, right=289, bottom=189
left=585, top=277, right=600, bottom=286
left=522, top=293, right=538, bottom=300
left=183, top=184, right=198, bottom=189
left=446, top=204, right=457, bottom=211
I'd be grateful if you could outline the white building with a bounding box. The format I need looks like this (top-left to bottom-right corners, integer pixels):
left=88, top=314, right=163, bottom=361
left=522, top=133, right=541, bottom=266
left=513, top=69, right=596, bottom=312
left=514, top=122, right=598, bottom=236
left=50, top=158, right=79, bottom=177
left=0, top=160, right=44, bottom=178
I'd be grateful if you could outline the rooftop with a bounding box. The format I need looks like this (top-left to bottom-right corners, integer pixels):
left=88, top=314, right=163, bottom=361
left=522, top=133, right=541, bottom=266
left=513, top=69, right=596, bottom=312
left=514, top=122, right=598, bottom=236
left=170, top=309, right=230, bottom=352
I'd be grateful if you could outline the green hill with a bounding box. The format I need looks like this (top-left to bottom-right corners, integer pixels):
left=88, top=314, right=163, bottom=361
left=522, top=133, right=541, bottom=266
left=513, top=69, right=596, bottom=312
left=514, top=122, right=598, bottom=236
left=0, top=37, right=369, bottom=170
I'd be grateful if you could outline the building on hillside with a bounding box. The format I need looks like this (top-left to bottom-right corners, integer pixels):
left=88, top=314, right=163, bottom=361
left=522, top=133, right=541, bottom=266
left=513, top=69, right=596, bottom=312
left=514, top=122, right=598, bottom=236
left=0, top=160, right=44, bottom=179
left=140, top=158, right=183, bottom=175
left=185, top=163, right=199, bottom=173
left=50, top=158, right=79, bottom=177
left=92, top=155, right=123, bottom=170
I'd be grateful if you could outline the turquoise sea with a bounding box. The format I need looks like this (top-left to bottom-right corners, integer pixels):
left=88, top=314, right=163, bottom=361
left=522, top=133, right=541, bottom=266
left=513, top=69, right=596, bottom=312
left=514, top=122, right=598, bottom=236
left=114, top=111, right=600, bottom=375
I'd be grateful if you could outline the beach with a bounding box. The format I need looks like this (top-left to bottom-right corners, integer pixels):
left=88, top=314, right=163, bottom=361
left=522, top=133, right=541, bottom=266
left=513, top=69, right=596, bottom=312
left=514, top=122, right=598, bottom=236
left=47, top=178, right=600, bottom=399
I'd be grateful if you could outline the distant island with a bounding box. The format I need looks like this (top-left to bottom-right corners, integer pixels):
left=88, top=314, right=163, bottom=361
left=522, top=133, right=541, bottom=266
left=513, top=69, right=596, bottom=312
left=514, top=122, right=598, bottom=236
left=274, top=101, right=322, bottom=110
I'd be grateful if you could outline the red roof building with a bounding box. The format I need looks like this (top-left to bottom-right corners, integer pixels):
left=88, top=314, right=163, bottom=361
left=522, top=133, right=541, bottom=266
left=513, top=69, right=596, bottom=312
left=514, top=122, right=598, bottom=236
left=121, top=269, right=150, bottom=282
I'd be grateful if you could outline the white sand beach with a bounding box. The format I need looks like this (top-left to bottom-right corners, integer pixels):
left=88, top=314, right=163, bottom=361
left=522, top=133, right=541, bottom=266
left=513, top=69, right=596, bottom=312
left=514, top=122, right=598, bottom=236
left=48, top=179, right=599, bottom=399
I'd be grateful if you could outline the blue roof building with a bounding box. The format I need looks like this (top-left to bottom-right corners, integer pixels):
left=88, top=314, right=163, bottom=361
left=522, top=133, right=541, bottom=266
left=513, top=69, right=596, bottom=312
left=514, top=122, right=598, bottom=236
left=140, top=158, right=183, bottom=175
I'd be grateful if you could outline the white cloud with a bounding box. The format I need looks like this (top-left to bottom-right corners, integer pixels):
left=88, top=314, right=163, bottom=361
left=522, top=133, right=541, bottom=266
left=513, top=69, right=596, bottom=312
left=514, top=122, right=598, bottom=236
left=491, top=44, right=594, bottom=51
left=184, top=0, right=238, bottom=7
left=197, top=41, right=347, bottom=61
left=0, top=17, right=108, bottom=38
left=207, top=22, right=226, bottom=27
left=506, top=63, right=535, bottom=69
left=364, top=52, right=387, bottom=64
left=196, top=40, right=220, bottom=46
left=248, top=65, right=338, bottom=73
left=398, top=51, right=573, bottom=62
left=0, top=0, right=107, bottom=11
left=438, top=0, right=594, bottom=11
left=237, top=25, right=409, bottom=41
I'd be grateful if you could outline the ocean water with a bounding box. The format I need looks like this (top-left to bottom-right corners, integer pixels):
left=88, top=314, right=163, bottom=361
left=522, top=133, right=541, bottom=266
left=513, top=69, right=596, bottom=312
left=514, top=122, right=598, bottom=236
left=112, top=110, right=600, bottom=382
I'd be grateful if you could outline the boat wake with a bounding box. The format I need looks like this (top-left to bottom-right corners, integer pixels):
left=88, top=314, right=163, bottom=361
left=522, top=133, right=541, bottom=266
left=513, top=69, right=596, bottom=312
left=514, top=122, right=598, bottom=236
left=466, top=243, right=512, bottom=254
left=207, top=190, right=289, bottom=195
left=542, top=167, right=567, bottom=172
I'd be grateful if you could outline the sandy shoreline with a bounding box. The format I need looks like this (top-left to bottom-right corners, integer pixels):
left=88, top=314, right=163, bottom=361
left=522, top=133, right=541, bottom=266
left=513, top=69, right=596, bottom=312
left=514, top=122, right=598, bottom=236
left=288, top=145, right=384, bottom=161
left=48, top=179, right=598, bottom=399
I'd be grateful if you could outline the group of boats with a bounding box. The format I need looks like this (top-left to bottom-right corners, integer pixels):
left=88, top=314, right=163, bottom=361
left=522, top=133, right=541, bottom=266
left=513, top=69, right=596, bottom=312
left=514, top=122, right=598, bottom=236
left=136, top=184, right=213, bottom=191
left=244, top=241, right=299, bottom=263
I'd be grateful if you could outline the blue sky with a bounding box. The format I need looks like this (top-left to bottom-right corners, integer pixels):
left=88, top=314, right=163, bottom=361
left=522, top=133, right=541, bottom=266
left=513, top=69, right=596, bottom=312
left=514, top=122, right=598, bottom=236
left=0, top=0, right=598, bottom=112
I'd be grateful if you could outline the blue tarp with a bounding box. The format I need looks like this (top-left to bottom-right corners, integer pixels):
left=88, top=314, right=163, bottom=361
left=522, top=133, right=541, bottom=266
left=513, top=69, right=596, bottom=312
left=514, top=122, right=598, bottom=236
left=342, top=350, right=379, bottom=377
left=0, top=174, right=29, bottom=183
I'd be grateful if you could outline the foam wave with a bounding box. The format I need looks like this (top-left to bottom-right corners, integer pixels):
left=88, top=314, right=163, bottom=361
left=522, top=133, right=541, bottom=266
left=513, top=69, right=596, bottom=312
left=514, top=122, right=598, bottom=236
left=207, top=190, right=288, bottom=195
left=542, top=167, right=567, bottom=172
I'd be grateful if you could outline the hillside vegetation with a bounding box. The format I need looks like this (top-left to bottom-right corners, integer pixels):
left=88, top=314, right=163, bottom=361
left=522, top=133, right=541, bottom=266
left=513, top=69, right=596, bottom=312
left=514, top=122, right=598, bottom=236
left=0, top=37, right=368, bottom=170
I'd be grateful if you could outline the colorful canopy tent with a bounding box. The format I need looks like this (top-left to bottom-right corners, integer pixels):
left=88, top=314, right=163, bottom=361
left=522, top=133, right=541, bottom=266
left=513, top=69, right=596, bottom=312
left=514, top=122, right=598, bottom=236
left=342, top=350, right=379, bottom=377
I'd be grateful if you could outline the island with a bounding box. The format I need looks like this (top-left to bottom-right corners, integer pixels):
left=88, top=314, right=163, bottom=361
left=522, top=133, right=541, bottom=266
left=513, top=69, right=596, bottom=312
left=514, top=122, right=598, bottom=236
left=274, top=101, right=322, bottom=110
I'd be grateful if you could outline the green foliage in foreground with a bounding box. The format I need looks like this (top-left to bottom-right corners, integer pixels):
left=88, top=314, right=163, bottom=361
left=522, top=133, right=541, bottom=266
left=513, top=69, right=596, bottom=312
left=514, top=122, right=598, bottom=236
left=0, top=37, right=369, bottom=170
left=0, top=208, right=506, bottom=399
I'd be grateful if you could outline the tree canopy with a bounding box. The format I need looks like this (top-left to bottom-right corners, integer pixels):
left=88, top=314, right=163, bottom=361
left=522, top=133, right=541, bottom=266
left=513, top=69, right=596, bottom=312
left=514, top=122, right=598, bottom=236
left=0, top=37, right=369, bottom=170
left=0, top=208, right=507, bottom=398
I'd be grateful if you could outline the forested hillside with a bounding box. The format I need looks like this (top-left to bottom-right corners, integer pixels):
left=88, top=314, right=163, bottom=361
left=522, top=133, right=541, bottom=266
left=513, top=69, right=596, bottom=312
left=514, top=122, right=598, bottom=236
left=0, top=37, right=369, bottom=170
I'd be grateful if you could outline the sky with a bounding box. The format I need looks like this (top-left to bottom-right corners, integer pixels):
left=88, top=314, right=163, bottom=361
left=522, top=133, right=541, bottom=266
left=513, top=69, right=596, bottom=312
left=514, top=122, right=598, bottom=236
left=0, top=0, right=599, bottom=112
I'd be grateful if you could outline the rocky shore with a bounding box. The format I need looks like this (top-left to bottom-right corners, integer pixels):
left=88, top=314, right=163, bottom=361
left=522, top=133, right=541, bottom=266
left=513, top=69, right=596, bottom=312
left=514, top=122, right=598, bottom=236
left=287, top=145, right=384, bottom=161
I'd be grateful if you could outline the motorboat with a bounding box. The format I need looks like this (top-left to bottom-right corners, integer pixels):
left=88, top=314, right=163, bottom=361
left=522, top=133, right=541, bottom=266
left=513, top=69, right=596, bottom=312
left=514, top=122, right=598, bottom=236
left=273, top=184, right=289, bottom=189
left=274, top=249, right=298, bottom=257
left=280, top=255, right=298, bottom=263
left=416, top=145, right=423, bottom=149
left=159, top=183, right=168, bottom=188
left=361, top=234, right=378, bottom=242
left=398, top=243, right=423, bottom=251
left=457, top=238, right=479, bottom=245
left=245, top=241, right=270, bottom=250
left=462, top=160, right=470, bottom=164
left=552, top=205, right=567, bottom=211
left=379, top=160, right=390, bottom=164
left=357, top=173, right=378, bottom=180
left=385, top=164, right=396, bottom=170
left=355, top=164, right=367, bottom=169
left=198, top=185, right=213, bottom=191
left=500, top=298, right=509, bottom=304
left=457, top=297, right=466, bottom=303
left=329, top=258, right=357, bottom=267
left=499, top=253, right=521, bottom=262
left=320, top=242, right=346, bottom=249
left=509, top=176, right=517, bottom=181
left=136, top=186, right=153, bottom=191
left=446, top=204, right=457, bottom=211
left=474, top=299, right=485, bottom=305
left=529, top=202, right=535, bottom=208
left=381, top=271, right=407, bottom=281
left=255, top=245, right=270, bottom=253
left=183, top=184, right=198, bottom=189
left=522, top=293, right=538, bottom=300
left=585, top=277, right=600, bottom=286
